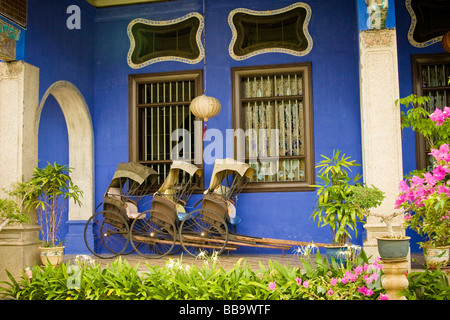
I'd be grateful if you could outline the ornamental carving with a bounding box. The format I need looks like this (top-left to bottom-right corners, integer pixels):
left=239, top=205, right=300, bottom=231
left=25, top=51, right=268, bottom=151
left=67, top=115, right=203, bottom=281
left=360, top=29, right=394, bottom=49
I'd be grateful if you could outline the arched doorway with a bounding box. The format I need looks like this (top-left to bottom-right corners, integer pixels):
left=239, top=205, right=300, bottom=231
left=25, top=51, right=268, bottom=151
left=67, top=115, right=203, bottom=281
left=37, top=81, right=94, bottom=221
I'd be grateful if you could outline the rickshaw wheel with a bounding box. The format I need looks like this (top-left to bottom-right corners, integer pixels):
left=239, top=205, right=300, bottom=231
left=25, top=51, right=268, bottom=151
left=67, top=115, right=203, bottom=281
left=130, top=209, right=177, bottom=258
left=84, top=210, right=130, bottom=259
left=179, top=208, right=229, bottom=257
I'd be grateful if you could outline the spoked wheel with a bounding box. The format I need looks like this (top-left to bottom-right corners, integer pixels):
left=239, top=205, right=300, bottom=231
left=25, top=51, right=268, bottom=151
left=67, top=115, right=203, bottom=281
left=130, top=209, right=177, bottom=258
left=179, top=208, right=229, bottom=257
left=84, top=210, right=130, bottom=259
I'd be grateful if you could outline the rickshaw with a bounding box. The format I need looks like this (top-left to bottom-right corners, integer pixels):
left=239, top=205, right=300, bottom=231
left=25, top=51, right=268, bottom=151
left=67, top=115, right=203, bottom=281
left=178, top=158, right=255, bottom=257
left=83, top=162, right=158, bottom=259
left=129, top=161, right=202, bottom=258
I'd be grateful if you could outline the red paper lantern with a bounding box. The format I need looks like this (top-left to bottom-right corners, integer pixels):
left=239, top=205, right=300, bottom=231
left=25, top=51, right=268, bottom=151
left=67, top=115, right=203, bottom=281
left=442, top=31, right=450, bottom=53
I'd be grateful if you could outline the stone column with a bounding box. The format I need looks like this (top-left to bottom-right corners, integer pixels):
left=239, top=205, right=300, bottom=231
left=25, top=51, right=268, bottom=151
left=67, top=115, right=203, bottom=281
left=359, top=29, right=406, bottom=263
left=0, top=61, right=41, bottom=283
left=381, top=259, right=409, bottom=300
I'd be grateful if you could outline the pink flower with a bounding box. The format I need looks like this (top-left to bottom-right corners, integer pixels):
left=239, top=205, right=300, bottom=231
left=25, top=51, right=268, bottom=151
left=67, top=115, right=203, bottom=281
left=354, top=265, right=363, bottom=275
left=268, top=281, right=276, bottom=291
left=303, top=280, right=309, bottom=288
left=433, top=166, right=447, bottom=181
left=327, top=289, right=334, bottom=296
left=430, top=108, right=446, bottom=125
left=357, top=286, right=374, bottom=296
left=341, top=277, right=349, bottom=284
left=344, top=271, right=357, bottom=282
left=330, top=278, right=337, bottom=286
left=379, top=293, right=390, bottom=300
left=398, top=180, right=410, bottom=192
left=429, top=144, right=450, bottom=162
left=295, top=277, right=302, bottom=286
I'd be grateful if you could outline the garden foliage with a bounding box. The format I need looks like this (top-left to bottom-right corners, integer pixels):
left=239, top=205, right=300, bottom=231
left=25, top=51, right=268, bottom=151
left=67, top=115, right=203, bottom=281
left=0, top=251, right=391, bottom=300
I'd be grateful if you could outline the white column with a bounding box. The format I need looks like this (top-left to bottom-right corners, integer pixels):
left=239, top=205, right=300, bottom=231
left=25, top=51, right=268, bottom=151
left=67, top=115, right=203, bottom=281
left=0, top=61, right=41, bottom=281
left=359, top=29, right=405, bottom=261
left=0, top=61, right=39, bottom=199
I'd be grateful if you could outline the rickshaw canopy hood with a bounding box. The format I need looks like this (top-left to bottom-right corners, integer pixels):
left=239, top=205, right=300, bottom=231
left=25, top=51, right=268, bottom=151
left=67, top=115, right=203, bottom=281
left=157, top=161, right=202, bottom=194
left=208, top=158, right=255, bottom=192
left=109, top=162, right=158, bottom=188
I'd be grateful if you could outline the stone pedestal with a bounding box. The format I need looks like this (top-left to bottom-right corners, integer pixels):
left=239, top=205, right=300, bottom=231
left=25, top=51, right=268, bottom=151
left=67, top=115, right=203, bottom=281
left=0, top=225, right=41, bottom=283
left=381, top=259, right=409, bottom=300
left=0, top=61, right=40, bottom=284
left=358, top=29, right=406, bottom=263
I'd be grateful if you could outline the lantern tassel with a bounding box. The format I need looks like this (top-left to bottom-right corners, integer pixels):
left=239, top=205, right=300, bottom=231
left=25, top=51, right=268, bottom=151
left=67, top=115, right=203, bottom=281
left=202, top=118, right=208, bottom=140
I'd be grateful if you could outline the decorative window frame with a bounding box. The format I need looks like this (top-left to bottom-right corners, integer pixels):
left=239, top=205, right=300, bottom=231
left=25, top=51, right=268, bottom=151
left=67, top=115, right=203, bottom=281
left=127, top=12, right=205, bottom=69
left=406, top=0, right=448, bottom=48
left=228, top=2, right=313, bottom=61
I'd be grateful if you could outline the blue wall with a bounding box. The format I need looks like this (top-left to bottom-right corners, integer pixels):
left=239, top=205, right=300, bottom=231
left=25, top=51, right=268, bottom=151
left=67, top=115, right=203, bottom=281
left=92, top=0, right=363, bottom=253
left=24, top=0, right=385, bottom=254
left=25, top=0, right=95, bottom=242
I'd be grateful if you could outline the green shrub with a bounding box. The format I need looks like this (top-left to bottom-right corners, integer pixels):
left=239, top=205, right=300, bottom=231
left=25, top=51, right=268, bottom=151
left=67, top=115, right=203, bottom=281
left=0, top=251, right=393, bottom=300
left=400, top=268, right=450, bottom=300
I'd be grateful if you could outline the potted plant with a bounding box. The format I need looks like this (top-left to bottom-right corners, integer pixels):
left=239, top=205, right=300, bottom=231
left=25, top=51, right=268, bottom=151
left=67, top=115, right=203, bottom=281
left=311, top=150, right=364, bottom=264
left=396, top=95, right=450, bottom=268
left=348, top=184, right=410, bottom=260
left=13, top=162, right=83, bottom=266
left=0, top=191, right=31, bottom=232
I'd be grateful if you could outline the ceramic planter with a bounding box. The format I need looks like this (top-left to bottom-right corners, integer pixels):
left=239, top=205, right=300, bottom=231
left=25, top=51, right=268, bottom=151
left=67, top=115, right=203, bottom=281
left=365, top=0, right=388, bottom=29
left=39, top=246, right=65, bottom=266
left=423, top=246, right=449, bottom=268
left=376, top=237, right=410, bottom=260
left=325, top=245, right=354, bottom=266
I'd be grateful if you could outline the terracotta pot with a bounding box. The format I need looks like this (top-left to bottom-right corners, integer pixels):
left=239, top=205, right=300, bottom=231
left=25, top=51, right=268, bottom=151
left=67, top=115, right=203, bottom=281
left=39, top=246, right=65, bottom=266
left=442, top=31, right=450, bottom=53
left=423, top=246, right=449, bottom=269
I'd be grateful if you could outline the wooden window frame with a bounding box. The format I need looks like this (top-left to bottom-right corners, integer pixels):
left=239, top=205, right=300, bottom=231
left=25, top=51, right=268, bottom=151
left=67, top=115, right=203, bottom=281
left=411, top=53, right=450, bottom=170
left=231, top=62, right=315, bottom=192
left=128, top=69, right=204, bottom=190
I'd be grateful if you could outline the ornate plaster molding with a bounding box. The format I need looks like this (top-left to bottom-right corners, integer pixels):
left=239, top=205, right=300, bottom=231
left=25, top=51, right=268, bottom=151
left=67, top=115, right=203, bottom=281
left=359, top=28, right=395, bottom=49
left=228, top=2, right=313, bottom=61
left=127, top=12, right=204, bottom=68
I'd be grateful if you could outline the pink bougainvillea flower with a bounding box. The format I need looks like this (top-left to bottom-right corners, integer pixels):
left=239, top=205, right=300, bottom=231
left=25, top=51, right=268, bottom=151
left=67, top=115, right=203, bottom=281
left=354, top=265, right=363, bottom=275
left=295, top=277, right=302, bottom=286
left=330, top=278, right=337, bottom=286
left=357, top=286, right=374, bottom=296
left=345, top=271, right=357, bottom=282
left=430, top=108, right=446, bottom=125
left=398, top=180, right=410, bottom=192
left=268, top=281, right=276, bottom=291
left=302, top=280, right=309, bottom=288
left=379, top=293, right=390, bottom=300
left=433, top=166, right=447, bottom=181
left=404, top=212, right=412, bottom=220
left=341, top=277, right=349, bottom=284
left=327, top=289, right=334, bottom=296
left=430, top=144, right=450, bottom=162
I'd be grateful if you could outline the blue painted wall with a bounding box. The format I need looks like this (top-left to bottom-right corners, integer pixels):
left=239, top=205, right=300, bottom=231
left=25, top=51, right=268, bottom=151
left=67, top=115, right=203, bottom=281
left=27, top=0, right=437, bottom=254
left=92, top=0, right=363, bottom=253
left=25, top=0, right=95, bottom=243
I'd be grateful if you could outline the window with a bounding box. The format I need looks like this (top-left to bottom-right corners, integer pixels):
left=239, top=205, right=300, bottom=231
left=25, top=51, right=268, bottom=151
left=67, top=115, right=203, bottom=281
left=129, top=70, right=203, bottom=187
left=228, top=2, right=313, bottom=60
left=127, top=13, right=204, bottom=69
left=231, top=62, right=314, bottom=192
left=412, top=53, right=450, bottom=170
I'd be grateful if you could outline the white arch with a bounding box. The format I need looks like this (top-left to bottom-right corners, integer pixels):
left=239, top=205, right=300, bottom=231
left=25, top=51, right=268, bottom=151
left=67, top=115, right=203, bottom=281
left=36, top=81, right=94, bottom=221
